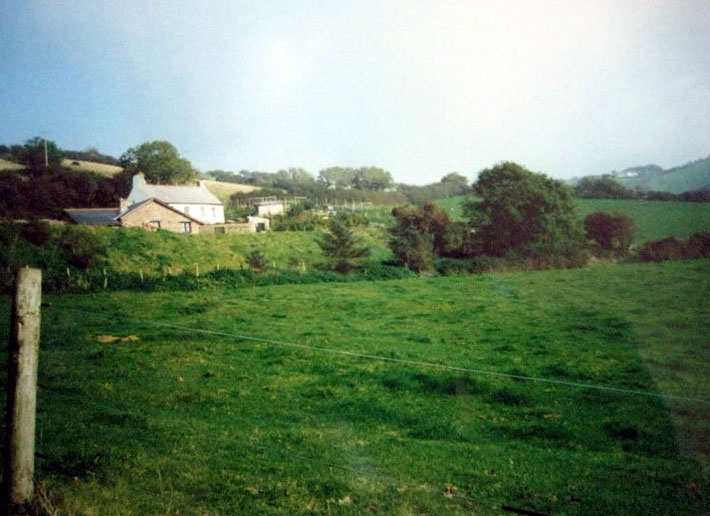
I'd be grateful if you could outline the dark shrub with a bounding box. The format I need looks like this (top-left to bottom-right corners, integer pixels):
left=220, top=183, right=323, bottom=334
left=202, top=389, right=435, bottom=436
left=58, top=226, right=106, bottom=269
left=584, top=212, right=635, bottom=256
left=685, top=232, right=710, bottom=258
left=637, top=237, right=686, bottom=262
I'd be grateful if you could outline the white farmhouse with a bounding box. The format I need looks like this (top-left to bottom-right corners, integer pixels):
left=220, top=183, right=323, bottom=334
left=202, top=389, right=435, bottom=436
left=125, top=172, right=225, bottom=224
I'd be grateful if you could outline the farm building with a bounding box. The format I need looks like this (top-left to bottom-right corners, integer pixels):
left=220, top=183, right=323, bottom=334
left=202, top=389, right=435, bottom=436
left=256, top=200, right=285, bottom=218
left=126, top=172, right=225, bottom=224
left=65, top=198, right=204, bottom=233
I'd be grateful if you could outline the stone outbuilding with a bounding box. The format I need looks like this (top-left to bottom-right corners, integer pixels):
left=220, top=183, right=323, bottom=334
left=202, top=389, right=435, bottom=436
left=65, top=198, right=204, bottom=233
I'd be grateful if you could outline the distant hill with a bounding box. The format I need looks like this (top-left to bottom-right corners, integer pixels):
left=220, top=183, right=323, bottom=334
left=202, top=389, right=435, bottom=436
left=601, top=156, right=710, bottom=194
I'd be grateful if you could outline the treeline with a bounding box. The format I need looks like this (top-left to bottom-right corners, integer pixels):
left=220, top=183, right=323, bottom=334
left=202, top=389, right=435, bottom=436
left=218, top=169, right=472, bottom=209
left=208, top=166, right=395, bottom=192
left=574, top=176, right=710, bottom=202
left=0, top=168, right=121, bottom=219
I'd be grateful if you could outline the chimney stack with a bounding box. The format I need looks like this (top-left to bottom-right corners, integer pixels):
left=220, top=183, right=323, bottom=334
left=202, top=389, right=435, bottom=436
left=119, top=198, right=129, bottom=212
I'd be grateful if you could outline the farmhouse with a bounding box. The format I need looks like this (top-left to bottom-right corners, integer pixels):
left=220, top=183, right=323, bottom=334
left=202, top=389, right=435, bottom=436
left=126, top=172, right=225, bottom=224
left=65, top=198, right=205, bottom=233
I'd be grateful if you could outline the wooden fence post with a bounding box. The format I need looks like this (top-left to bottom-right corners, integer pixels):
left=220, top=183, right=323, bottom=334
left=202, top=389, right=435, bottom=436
left=3, top=267, right=42, bottom=513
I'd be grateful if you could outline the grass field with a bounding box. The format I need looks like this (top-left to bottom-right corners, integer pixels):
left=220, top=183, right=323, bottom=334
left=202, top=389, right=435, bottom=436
left=1, top=260, right=708, bottom=514
left=0, top=158, right=25, bottom=171
left=437, top=196, right=710, bottom=243
left=62, top=159, right=124, bottom=176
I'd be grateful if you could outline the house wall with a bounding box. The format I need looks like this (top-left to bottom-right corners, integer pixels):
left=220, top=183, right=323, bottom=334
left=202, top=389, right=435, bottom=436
left=168, top=203, right=225, bottom=224
left=126, top=173, right=226, bottom=224
left=257, top=203, right=284, bottom=217
left=120, top=201, right=202, bottom=234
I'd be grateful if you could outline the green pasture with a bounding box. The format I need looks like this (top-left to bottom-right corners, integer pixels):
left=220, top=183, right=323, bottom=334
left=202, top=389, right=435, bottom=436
left=1, top=260, right=708, bottom=514
left=437, top=196, right=710, bottom=243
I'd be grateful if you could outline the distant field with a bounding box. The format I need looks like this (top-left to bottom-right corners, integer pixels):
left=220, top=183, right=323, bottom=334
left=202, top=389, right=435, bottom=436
left=62, top=158, right=123, bottom=176
left=576, top=199, right=710, bottom=242
left=1, top=260, right=707, bottom=514
left=438, top=196, right=710, bottom=243
left=203, top=179, right=260, bottom=201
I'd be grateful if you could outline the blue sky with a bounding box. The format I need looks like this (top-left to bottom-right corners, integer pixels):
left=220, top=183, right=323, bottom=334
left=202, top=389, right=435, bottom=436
left=2, top=0, right=709, bottom=184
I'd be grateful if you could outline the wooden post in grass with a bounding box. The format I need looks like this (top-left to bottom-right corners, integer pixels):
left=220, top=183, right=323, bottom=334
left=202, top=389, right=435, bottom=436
left=3, top=267, right=42, bottom=512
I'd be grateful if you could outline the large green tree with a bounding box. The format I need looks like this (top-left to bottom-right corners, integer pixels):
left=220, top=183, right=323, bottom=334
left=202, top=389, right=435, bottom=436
left=354, top=167, right=393, bottom=191
left=119, top=140, right=197, bottom=185
left=22, top=136, right=63, bottom=171
left=464, top=162, right=584, bottom=259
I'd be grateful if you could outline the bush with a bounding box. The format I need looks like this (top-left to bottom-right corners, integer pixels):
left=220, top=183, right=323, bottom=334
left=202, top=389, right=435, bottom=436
left=58, top=226, right=106, bottom=269
left=246, top=249, right=267, bottom=273
left=686, top=232, right=710, bottom=258
left=584, top=212, right=635, bottom=256
left=637, top=237, right=686, bottom=262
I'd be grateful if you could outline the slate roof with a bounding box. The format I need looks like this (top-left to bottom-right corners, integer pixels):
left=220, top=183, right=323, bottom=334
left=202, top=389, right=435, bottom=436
left=142, top=184, right=222, bottom=205
left=118, top=198, right=204, bottom=225
left=64, top=208, right=121, bottom=225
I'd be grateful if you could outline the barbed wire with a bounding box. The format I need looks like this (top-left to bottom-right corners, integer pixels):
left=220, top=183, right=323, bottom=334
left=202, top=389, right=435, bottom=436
left=51, top=305, right=710, bottom=405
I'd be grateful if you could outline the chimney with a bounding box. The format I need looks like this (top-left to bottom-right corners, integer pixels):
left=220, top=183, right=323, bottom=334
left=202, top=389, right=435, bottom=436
left=119, top=198, right=129, bottom=212
left=133, top=171, right=146, bottom=188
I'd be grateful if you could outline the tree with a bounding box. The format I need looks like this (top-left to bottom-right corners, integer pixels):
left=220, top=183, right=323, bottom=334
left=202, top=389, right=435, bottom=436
left=274, top=167, right=316, bottom=190
left=391, top=202, right=452, bottom=256
left=573, top=176, right=637, bottom=199
left=584, top=212, right=635, bottom=256
left=119, top=140, right=197, bottom=185
left=317, top=218, right=370, bottom=273
left=21, top=137, right=63, bottom=171
left=389, top=224, right=435, bottom=272
left=464, top=162, right=584, bottom=259
left=318, top=167, right=357, bottom=188
left=353, top=167, right=393, bottom=191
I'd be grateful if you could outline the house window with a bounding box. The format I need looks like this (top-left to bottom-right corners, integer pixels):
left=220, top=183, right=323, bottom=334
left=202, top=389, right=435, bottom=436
left=179, top=222, right=192, bottom=234
left=149, top=220, right=161, bottom=230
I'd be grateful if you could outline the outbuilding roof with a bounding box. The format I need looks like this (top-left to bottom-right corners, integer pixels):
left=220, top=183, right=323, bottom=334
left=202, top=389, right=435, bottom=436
left=117, top=198, right=204, bottom=225
left=64, top=208, right=121, bottom=225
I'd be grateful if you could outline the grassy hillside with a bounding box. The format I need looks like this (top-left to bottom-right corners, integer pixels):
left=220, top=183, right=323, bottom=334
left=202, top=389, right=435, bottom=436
left=438, top=196, right=710, bottom=243
left=616, top=157, right=710, bottom=193
left=1, top=260, right=707, bottom=514
left=203, top=179, right=261, bottom=202
left=91, top=225, right=391, bottom=273
left=62, top=158, right=123, bottom=176
left=0, top=158, right=25, bottom=171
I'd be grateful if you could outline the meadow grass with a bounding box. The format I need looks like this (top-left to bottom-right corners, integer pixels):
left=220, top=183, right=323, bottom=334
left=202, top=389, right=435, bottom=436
left=1, top=260, right=708, bottom=514
left=0, top=158, right=25, bottom=171
left=203, top=180, right=261, bottom=202
left=62, top=159, right=123, bottom=176
left=437, top=196, right=710, bottom=243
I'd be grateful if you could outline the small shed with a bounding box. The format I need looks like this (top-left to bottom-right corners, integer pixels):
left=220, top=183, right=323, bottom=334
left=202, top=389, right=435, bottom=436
left=256, top=201, right=285, bottom=218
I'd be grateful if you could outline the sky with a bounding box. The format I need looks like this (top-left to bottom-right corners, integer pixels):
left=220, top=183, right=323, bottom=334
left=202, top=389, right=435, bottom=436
left=1, top=0, right=709, bottom=185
